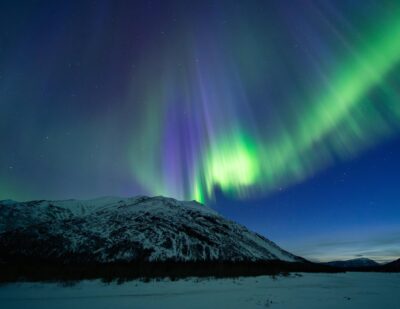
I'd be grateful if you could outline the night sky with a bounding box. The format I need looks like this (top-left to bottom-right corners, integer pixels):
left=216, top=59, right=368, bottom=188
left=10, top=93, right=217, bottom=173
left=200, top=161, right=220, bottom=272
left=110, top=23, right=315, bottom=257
left=1, top=0, right=400, bottom=262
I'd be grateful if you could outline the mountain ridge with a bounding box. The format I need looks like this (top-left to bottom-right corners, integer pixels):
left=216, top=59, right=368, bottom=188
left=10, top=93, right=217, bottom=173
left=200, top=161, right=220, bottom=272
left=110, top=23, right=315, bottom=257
left=324, top=258, right=380, bottom=268
left=0, top=195, right=302, bottom=264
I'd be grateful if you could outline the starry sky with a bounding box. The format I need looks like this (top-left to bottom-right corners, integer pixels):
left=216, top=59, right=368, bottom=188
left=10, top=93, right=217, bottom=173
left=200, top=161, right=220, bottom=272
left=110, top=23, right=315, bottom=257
left=1, top=0, right=400, bottom=262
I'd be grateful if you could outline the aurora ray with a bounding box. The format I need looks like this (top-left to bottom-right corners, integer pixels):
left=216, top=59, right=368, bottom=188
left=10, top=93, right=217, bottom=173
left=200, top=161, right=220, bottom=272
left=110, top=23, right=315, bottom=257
left=128, top=2, right=400, bottom=203
left=1, top=0, right=400, bottom=206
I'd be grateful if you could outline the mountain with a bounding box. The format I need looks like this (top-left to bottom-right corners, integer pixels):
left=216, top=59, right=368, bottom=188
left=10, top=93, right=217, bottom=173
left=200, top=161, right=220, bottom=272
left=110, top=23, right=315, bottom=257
left=0, top=196, right=302, bottom=264
left=383, top=258, right=400, bottom=271
left=324, top=258, right=380, bottom=268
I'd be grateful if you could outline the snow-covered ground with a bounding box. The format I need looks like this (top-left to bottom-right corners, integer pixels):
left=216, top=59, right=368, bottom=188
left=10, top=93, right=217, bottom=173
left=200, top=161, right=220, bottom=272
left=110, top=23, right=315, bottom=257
left=0, top=273, right=399, bottom=308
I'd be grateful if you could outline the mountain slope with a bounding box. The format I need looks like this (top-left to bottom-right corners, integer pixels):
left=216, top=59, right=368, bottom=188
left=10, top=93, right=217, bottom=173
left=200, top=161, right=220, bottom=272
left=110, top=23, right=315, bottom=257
left=383, top=258, right=400, bottom=271
left=324, top=258, right=380, bottom=268
left=0, top=196, right=302, bottom=264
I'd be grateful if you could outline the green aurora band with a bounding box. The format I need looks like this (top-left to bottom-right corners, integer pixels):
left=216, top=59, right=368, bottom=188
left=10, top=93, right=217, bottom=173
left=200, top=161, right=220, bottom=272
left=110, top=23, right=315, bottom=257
left=129, top=5, right=400, bottom=203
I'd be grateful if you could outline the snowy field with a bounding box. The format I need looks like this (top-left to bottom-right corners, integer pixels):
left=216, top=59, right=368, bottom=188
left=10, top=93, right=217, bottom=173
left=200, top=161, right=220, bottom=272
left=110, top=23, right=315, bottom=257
left=0, top=273, right=399, bottom=308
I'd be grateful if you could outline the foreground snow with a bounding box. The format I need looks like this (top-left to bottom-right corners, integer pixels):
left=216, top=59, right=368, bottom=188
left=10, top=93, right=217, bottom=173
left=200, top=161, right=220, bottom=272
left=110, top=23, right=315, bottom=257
left=0, top=273, right=399, bottom=308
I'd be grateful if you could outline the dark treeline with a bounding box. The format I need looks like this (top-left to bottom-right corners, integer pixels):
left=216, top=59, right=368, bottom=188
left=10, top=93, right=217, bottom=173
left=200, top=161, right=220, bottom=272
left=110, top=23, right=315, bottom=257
left=0, top=259, right=340, bottom=283
left=1, top=258, right=398, bottom=283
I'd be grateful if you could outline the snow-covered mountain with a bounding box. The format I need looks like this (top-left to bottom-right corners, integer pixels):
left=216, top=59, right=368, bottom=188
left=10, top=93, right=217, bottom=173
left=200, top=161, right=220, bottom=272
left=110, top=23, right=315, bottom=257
left=324, top=258, right=380, bottom=268
left=0, top=196, right=303, bottom=264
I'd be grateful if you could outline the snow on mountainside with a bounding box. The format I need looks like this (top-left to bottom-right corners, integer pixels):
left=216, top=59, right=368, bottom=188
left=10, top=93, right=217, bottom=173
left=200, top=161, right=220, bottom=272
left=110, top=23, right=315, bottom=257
left=0, top=196, right=302, bottom=263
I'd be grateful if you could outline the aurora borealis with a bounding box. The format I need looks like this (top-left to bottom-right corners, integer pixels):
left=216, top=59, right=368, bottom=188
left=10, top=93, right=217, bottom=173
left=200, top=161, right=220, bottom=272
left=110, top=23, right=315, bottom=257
left=129, top=0, right=400, bottom=203
left=1, top=0, right=400, bottom=261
